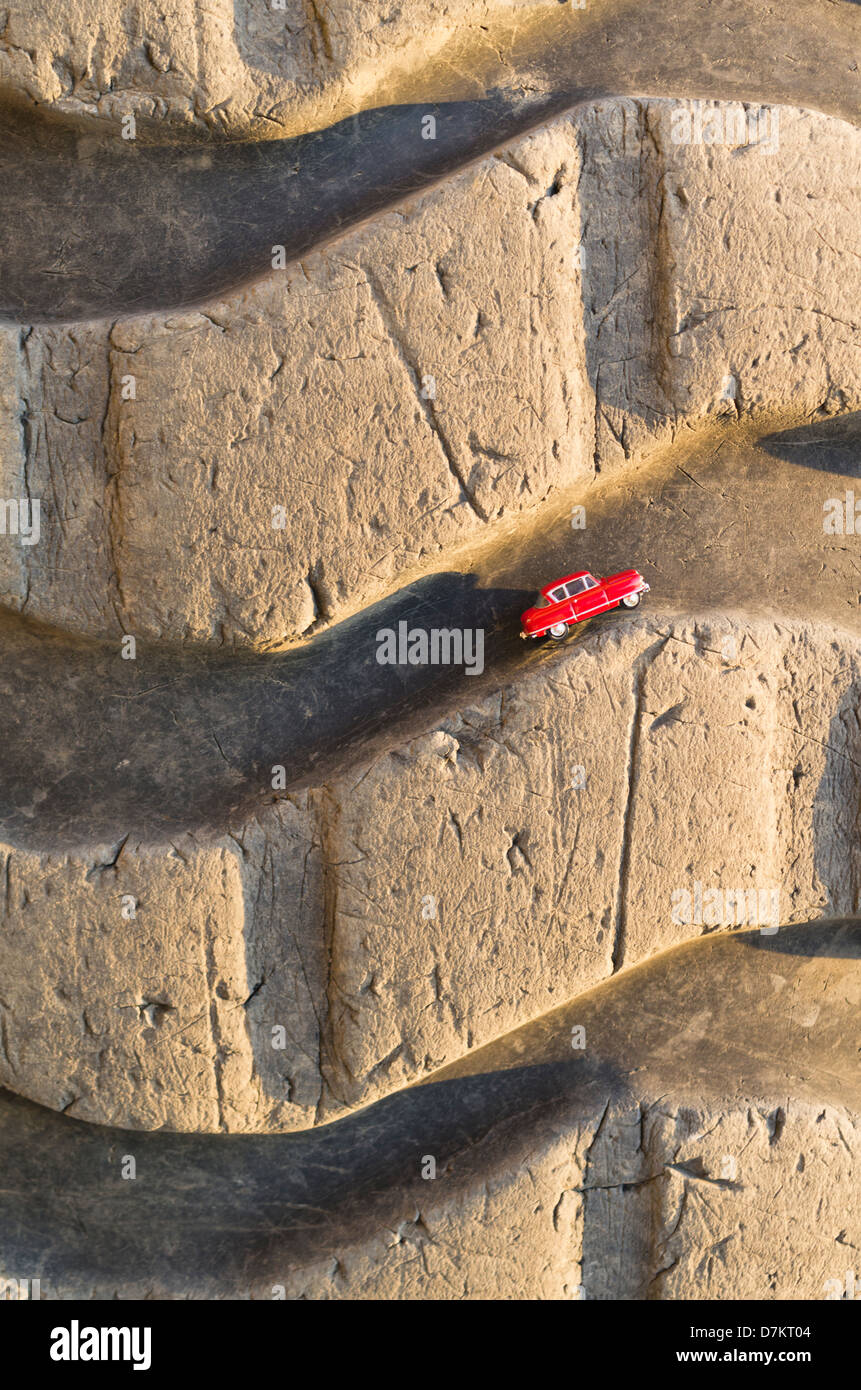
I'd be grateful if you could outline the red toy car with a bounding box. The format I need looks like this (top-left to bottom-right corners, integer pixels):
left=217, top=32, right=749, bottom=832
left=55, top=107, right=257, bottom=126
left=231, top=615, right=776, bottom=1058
left=520, top=568, right=649, bottom=640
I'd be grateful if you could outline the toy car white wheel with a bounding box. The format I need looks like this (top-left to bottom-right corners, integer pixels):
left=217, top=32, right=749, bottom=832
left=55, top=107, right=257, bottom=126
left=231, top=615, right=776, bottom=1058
left=621, top=592, right=641, bottom=608
left=548, top=622, right=569, bottom=639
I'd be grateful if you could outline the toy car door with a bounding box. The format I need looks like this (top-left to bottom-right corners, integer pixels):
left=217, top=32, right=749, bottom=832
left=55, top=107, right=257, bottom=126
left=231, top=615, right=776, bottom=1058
left=567, top=574, right=609, bottom=619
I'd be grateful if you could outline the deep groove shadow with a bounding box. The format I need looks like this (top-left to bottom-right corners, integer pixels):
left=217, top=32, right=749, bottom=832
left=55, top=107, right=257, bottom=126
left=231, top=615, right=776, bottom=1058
left=0, top=91, right=570, bottom=322
left=1, top=0, right=861, bottom=321
left=0, top=570, right=535, bottom=847
left=759, top=412, right=861, bottom=476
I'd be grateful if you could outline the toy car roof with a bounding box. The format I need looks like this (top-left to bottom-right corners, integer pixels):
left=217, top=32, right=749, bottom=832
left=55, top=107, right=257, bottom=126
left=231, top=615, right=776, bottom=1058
left=541, top=570, right=594, bottom=593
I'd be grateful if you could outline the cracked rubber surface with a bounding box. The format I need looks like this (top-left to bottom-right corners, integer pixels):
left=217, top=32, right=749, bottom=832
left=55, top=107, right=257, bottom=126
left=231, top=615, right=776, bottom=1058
left=1, top=0, right=860, bottom=1299
left=0, top=921, right=856, bottom=1298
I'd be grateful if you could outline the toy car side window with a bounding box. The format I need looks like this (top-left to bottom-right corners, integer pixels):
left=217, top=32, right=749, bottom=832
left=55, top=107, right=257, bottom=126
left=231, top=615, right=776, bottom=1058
left=549, top=586, right=566, bottom=602
left=582, top=575, right=598, bottom=589
left=564, top=578, right=587, bottom=597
